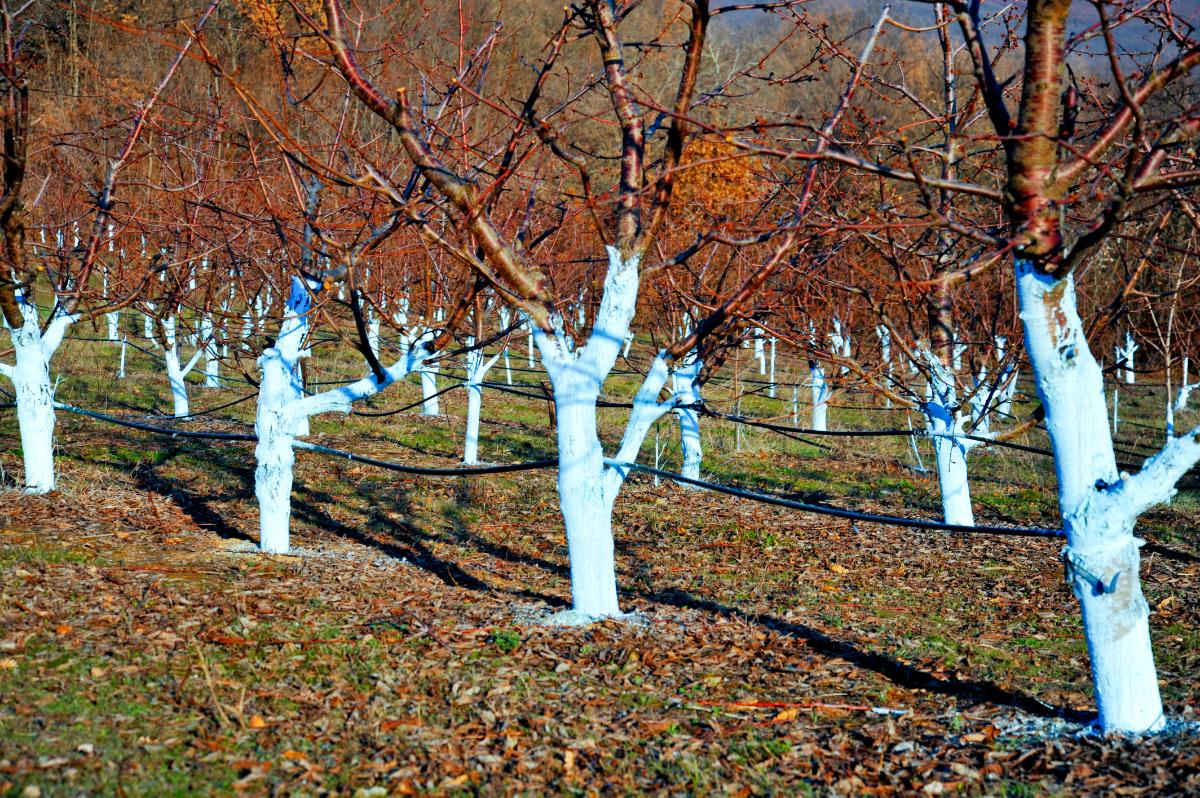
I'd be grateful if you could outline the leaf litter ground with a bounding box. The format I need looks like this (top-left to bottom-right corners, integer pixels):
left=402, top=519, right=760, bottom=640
left=1, top=377, right=1200, bottom=795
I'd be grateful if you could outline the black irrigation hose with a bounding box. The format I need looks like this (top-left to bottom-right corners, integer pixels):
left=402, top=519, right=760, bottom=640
left=175, top=391, right=259, bottom=420
left=0, top=399, right=1096, bottom=538
left=293, top=440, right=558, bottom=476
left=700, top=408, right=1058, bottom=458
left=352, top=382, right=464, bottom=417
left=54, top=403, right=258, bottom=441
left=608, top=460, right=1065, bottom=538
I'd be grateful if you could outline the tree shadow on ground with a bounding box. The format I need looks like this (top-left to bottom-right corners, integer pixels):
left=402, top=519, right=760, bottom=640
left=68, top=429, right=1087, bottom=723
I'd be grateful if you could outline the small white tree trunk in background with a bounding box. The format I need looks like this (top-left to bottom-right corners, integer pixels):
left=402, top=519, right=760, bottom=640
left=970, top=367, right=992, bottom=439
left=1123, top=332, right=1138, bottom=384
left=419, top=363, right=440, bottom=416
left=165, top=350, right=189, bottom=417
left=753, top=337, right=766, bottom=375
left=1175, top=357, right=1198, bottom=412
left=995, top=336, right=1019, bottom=419
left=671, top=354, right=703, bottom=484
left=201, top=316, right=220, bottom=388
left=830, top=318, right=852, bottom=375
left=107, top=311, right=119, bottom=342
left=159, top=317, right=204, bottom=418
left=463, top=343, right=501, bottom=465
left=1016, top=258, right=1182, bottom=734
left=921, top=349, right=979, bottom=527
left=1112, top=388, right=1120, bottom=435
left=117, top=337, right=127, bottom=379
left=791, top=384, right=799, bottom=427
left=810, top=363, right=829, bottom=431
left=952, top=341, right=967, bottom=373
left=768, top=337, right=777, bottom=398
left=877, top=325, right=893, bottom=408
left=622, top=332, right=634, bottom=358
left=367, top=312, right=381, bottom=358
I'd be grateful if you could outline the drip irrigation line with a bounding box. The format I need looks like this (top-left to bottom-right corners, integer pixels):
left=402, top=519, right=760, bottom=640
left=606, top=460, right=1065, bottom=538
left=292, top=440, right=558, bottom=476
left=352, top=382, right=464, bottom=417
left=22, top=400, right=1191, bottom=536
left=171, top=391, right=258, bottom=420
left=699, top=408, right=1057, bottom=458
left=54, top=402, right=258, bottom=441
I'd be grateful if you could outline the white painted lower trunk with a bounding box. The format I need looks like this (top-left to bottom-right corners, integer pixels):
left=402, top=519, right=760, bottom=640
left=201, top=316, right=220, bottom=388
left=255, top=352, right=295, bottom=554
left=1017, top=258, right=1163, bottom=733
left=117, top=337, right=127, bottom=379
left=11, top=323, right=56, bottom=493
left=555, top=380, right=620, bottom=617
left=672, top=357, right=703, bottom=485
left=926, top=410, right=975, bottom=526
left=107, top=312, right=120, bottom=342
left=165, top=351, right=190, bottom=418
left=420, top=367, right=440, bottom=416
left=463, top=381, right=483, bottom=464
left=810, top=365, right=829, bottom=431
left=768, top=338, right=777, bottom=398
left=676, top=407, right=702, bottom=482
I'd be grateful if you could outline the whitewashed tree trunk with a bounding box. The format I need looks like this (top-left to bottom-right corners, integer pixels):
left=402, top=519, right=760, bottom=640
left=768, top=337, right=777, bottom=398
left=463, top=343, right=501, bottom=465
left=255, top=350, right=295, bottom=554
left=970, top=367, right=992, bottom=439
left=1123, top=332, right=1138, bottom=384
left=253, top=284, right=429, bottom=554
left=553, top=371, right=619, bottom=616
left=995, top=336, right=1018, bottom=418
left=672, top=354, right=703, bottom=484
left=201, top=315, right=220, bottom=388
left=117, top=336, right=127, bottom=379
left=367, top=312, right=381, bottom=358
left=526, top=319, right=535, bottom=368
left=419, top=364, right=440, bottom=416
left=810, top=363, right=829, bottom=431
left=1175, top=357, right=1198, bottom=412
left=920, top=349, right=979, bottom=527
left=0, top=302, right=76, bottom=493
left=158, top=316, right=204, bottom=418
left=1014, top=258, right=1200, bottom=733
left=753, top=337, right=766, bottom=375
left=533, top=247, right=677, bottom=620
